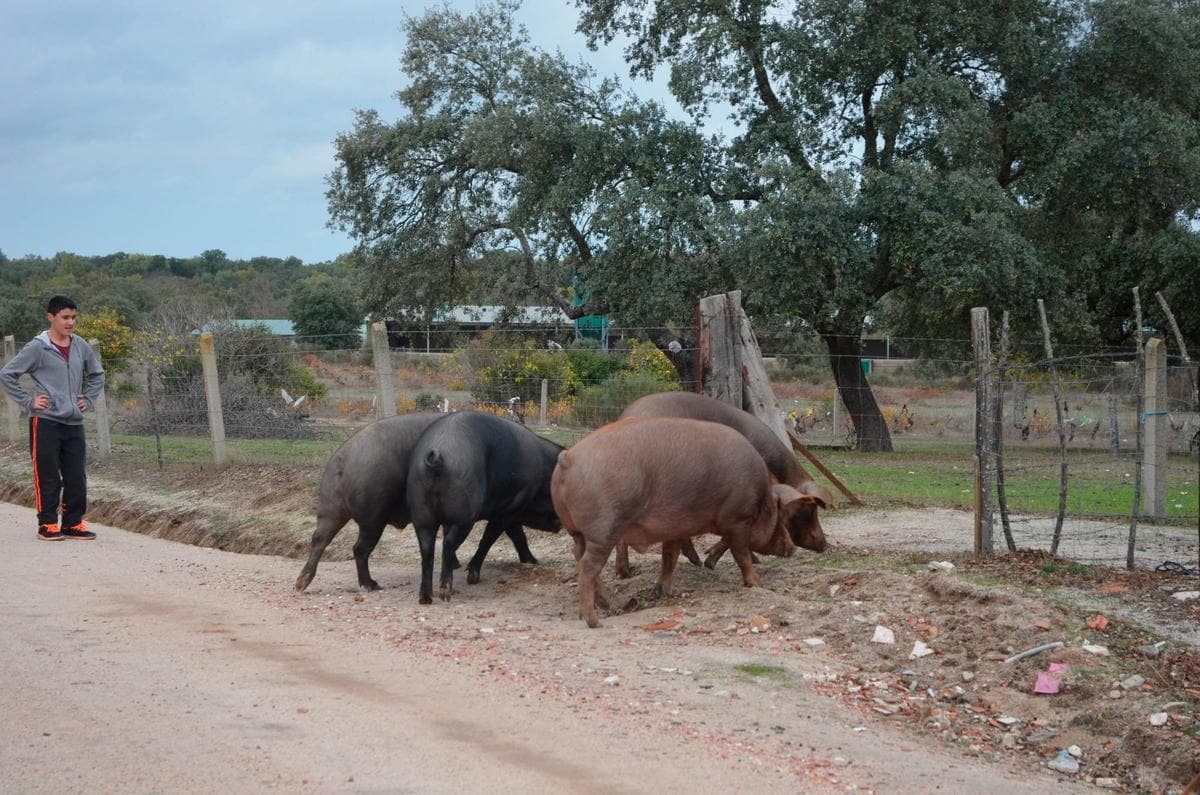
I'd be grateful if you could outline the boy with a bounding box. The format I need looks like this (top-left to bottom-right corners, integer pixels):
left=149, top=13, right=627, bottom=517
left=1, top=295, right=106, bottom=540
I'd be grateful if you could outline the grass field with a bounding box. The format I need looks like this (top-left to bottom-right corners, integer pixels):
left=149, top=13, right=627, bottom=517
left=816, top=439, right=1198, bottom=524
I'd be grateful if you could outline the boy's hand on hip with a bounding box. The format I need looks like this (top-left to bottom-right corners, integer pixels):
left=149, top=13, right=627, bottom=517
left=32, top=395, right=50, bottom=410
left=76, top=396, right=89, bottom=411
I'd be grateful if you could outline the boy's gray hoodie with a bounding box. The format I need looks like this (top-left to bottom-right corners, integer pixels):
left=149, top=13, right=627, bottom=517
left=0, top=332, right=106, bottom=425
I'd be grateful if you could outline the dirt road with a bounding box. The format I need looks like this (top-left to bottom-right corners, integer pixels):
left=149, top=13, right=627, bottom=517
left=0, top=502, right=1105, bottom=794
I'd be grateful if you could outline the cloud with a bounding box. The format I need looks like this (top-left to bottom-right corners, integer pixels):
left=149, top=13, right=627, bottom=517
left=241, top=141, right=338, bottom=195
left=0, top=1, right=674, bottom=263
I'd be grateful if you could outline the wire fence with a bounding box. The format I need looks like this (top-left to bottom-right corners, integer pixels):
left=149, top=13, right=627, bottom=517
left=2, top=322, right=1197, bottom=571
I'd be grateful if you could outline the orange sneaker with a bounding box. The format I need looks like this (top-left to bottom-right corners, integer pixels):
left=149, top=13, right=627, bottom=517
left=37, top=523, right=64, bottom=541
left=61, top=521, right=96, bottom=540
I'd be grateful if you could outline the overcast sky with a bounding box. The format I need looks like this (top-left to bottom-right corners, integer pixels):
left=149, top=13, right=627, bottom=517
left=0, top=1, right=653, bottom=264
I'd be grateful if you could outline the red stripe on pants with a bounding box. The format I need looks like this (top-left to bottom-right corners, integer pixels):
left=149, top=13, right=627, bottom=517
left=30, top=417, right=42, bottom=513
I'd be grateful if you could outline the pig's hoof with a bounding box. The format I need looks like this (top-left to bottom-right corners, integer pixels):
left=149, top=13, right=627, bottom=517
left=519, top=553, right=539, bottom=565
left=361, top=579, right=381, bottom=591
left=439, top=585, right=454, bottom=601
left=294, top=575, right=312, bottom=592
left=466, top=568, right=480, bottom=585
left=419, top=594, right=432, bottom=605
left=652, top=584, right=675, bottom=599
left=703, top=558, right=718, bottom=570
left=615, top=565, right=634, bottom=579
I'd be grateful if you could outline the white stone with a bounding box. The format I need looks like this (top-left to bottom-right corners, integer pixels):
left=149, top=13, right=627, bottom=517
left=803, top=637, right=826, bottom=647
left=871, top=626, right=895, bottom=645
left=1082, top=643, right=1110, bottom=656
left=927, top=561, right=956, bottom=573
left=1047, top=750, right=1079, bottom=774
left=909, top=640, right=933, bottom=658
left=604, top=675, right=620, bottom=686
left=1067, top=745, right=1082, bottom=758
left=1172, top=591, right=1200, bottom=602
left=1119, top=674, right=1144, bottom=690
left=1148, top=712, right=1169, bottom=726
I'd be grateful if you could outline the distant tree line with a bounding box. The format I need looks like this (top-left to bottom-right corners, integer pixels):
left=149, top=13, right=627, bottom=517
left=0, top=248, right=363, bottom=348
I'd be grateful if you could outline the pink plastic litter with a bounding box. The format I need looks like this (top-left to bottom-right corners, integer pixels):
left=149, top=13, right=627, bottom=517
left=1035, top=662, right=1068, bottom=694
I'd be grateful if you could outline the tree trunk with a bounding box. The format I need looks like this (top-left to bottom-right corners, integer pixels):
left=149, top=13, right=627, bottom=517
left=821, top=331, right=893, bottom=452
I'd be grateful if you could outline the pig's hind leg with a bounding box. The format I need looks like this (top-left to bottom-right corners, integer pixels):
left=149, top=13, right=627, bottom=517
left=295, top=508, right=351, bottom=592
left=414, top=524, right=438, bottom=604
left=351, top=519, right=389, bottom=591
left=576, top=540, right=614, bottom=628
left=439, top=521, right=472, bottom=600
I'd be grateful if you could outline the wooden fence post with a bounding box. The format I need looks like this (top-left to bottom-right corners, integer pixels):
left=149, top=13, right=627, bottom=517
left=1037, top=299, right=1068, bottom=555
left=198, top=332, right=227, bottom=465
left=370, top=321, right=396, bottom=419
left=831, top=388, right=841, bottom=448
left=1142, top=337, right=1168, bottom=523
left=698, top=292, right=743, bottom=408
left=992, top=312, right=1015, bottom=552
left=971, top=307, right=993, bottom=555
left=3, top=335, right=18, bottom=443
left=1128, top=288, right=1145, bottom=569
left=1107, top=368, right=1120, bottom=457
left=1012, top=382, right=1026, bottom=429
left=86, top=339, right=112, bottom=460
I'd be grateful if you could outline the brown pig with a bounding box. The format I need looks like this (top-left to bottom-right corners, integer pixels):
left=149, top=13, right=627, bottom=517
left=616, top=391, right=834, bottom=576
left=551, top=417, right=816, bottom=628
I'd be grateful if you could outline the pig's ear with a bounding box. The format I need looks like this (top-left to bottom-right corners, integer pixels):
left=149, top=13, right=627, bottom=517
left=772, top=483, right=816, bottom=510
left=800, top=482, right=836, bottom=510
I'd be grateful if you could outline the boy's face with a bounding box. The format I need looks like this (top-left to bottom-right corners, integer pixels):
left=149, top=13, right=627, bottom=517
left=47, top=308, right=77, bottom=338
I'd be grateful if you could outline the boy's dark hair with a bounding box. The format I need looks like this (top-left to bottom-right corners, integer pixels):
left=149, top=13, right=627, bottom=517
left=46, top=295, right=77, bottom=315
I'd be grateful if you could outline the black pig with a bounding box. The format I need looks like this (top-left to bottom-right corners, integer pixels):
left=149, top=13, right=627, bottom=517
left=406, top=411, right=563, bottom=604
left=294, top=413, right=537, bottom=593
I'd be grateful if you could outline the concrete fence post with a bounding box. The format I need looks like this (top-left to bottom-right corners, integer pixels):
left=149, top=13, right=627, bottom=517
left=86, top=339, right=112, bottom=459
left=1141, top=338, right=1168, bottom=523
left=539, top=378, right=549, bottom=426
left=3, top=335, right=18, bottom=443
left=371, top=321, right=396, bottom=419
left=198, top=332, right=228, bottom=465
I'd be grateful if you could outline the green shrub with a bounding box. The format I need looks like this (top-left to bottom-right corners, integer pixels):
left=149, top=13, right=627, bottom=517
left=565, top=339, right=624, bottom=387
left=459, top=332, right=578, bottom=404
left=570, top=373, right=679, bottom=427
left=624, top=338, right=680, bottom=387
